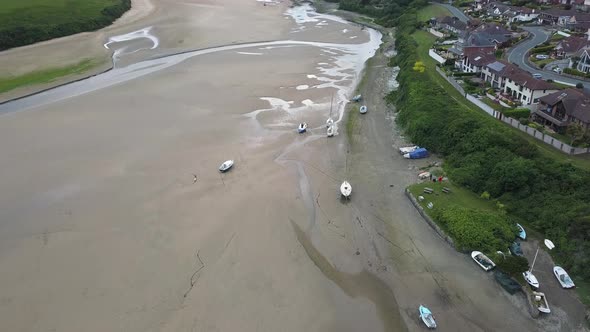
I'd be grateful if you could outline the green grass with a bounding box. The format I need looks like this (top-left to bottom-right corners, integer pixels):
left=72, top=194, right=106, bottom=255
left=412, top=29, right=590, bottom=171
left=550, top=33, right=566, bottom=41
left=408, top=181, right=498, bottom=213
left=417, top=4, right=451, bottom=21
left=0, top=59, right=101, bottom=94
left=530, top=57, right=553, bottom=67
left=481, top=97, right=507, bottom=111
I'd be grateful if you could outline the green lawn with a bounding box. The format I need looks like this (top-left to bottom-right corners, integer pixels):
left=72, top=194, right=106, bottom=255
left=417, top=4, right=451, bottom=21
left=0, top=0, right=130, bottom=50
left=412, top=29, right=590, bottom=171
left=408, top=181, right=498, bottom=213
left=482, top=96, right=507, bottom=111
left=0, top=59, right=101, bottom=94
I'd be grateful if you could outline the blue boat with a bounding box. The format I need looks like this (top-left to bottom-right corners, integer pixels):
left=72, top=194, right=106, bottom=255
left=404, top=147, right=428, bottom=159
left=419, top=305, right=437, bottom=329
left=516, top=223, right=526, bottom=240
left=509, top=241, right=523, bottom=256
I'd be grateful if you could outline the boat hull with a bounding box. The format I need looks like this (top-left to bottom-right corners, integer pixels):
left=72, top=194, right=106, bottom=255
left=219, top=160, right=234, bottom=172
left=340, top=181, right=352, bottom=197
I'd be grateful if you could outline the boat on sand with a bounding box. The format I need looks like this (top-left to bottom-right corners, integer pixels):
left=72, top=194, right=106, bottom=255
left=359, top=105, right=367, bottom=114
left=532, top=291, right=551, bottom=313
left=340, top=181, right=351, bottom=198
left=553, top=266, right=575, bottom=288
left=419, top=305, right=436, bottom=329
left=516, top=223, right=526, bottom=240
left=298, top=122, right=307, bottom=133
left=471, top=251, right=496, bottom=271
left=219, top=160, right=234, bottom=172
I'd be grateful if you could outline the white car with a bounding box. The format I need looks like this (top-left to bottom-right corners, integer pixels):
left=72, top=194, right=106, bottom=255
left=553, top=266, right=575, bottom=288
left=536, top=54, right=549, bottom=60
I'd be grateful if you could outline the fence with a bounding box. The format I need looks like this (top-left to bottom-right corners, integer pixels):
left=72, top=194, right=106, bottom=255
left=428, top=28, right=444, bottom=38
left=435, top=67, right=590, bottom=155
left=429, top=49, right=446, bottom=64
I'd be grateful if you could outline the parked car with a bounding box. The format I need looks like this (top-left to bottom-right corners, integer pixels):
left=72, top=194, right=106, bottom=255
left=533, top=73, right=543, bottom=79
left=553, top=67, right=562, bottom=74
left=536, top=54, right=549, bottom=60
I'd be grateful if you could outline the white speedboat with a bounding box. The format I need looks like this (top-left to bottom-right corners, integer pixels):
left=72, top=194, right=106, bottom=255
left=419, top=305, right=436, bottom=329
left=326, top=117, right=334, bottom=128
left=523, top=271, right=539, bottom=289
left=340, top=181, right=352, bottom=198
left=219, top=160, right=234, bottom=172
left=359, top=105, right=367, bottom=114
left=327, top=125, right=334, bottom=137
left=532, top=291, right=551, bottom=313
left=553, top=266, right=575, bottom=288
left=351, top=94, right=362, bottom=102
left=399, top=145, right=419, bottom=154
left=298, top=122, right=307, bottom=133
left=471, top=251, right=496, bottom=271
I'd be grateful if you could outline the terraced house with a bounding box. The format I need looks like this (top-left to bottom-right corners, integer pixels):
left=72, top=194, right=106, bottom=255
left=532, top=88, right=590, bottom=132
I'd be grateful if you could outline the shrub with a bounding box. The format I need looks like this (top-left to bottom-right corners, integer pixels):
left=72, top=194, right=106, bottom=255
left=497, top=255, right=529, bottom=278
left=503, top=108, right=530, bottom=119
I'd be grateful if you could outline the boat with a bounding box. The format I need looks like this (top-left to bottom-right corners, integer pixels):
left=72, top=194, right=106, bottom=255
left=532, top=291, right=551, bottom=313
left=516, top=223, right=526, bottom=240
left=351, top=94, right=362, bottom=102
left=509, top=241, right=523, bottom=256
left=523, top=271, right=540, bottom=289
left=418, top=171, right=431, bottom=180
left=326, top=117, right=334, bottom=128
left=544, top=239, right=555, bottom=250
left=359, top=105, right=367, bottom=114
left=298, top=122, right=307, bottom=133
left=399, top=145, right=419, bottom=154
left=553, top=266, right=575, bottom=288
left=327, top=125, right=334, bottom=137
left=403, top=148, right=428, bottom=159
left=419, top=305, right=437, bottom=329
left=219, top=160, right=234, bottom=173
left=471, top=251, right=496, bottom=271
left=327, top=93, right=335, bottom=128
left=340, top=181, right=352, bottom=198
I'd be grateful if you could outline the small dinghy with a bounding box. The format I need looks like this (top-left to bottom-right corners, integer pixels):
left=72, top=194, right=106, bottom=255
left=326, top=117, right=334, bottom=128
left=327, top=125, right=334, bottom=137
left=340, top=181, right=352, bottom=198
left=359, top=105, right=367, bottom=114
left=471, top=251, right=496, bottom=271
left=298, top=122, right=307, bottom=133
left=419, top=305, right=437, bottom=329
left=352, top=94, right=362, bottom=102
left=532, top=291, right=551, bottom=313
left=219, top=160, right=234, bottom=173
left=523, top=271, right=539, bottom=289
left=516, top=223, right=526, bottom=240
left=553, top=266, right=575, bottom=288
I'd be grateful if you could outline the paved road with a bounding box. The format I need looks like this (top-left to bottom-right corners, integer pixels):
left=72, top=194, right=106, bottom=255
left=507, top=26, right=586, bottom=87
left=437, top=3, right=470, bottom=23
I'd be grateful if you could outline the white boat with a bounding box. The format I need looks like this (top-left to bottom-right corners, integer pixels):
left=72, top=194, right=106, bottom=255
left=340, top=181, right=352, bottom=198
left=298, top=122, right=307, bottom=133
left=327, top=125, right=334, bottom=137
left=351, top=94, right=362, bottom=102
left=419, top=305, right=437, bottom=329
left=219, top=160, right=234, bottom=172
left=359, top=105, right=367, bottom=114
left=399, top=145, right=419, bottom=154
left=418, top=171, right=431, bottom=180
left=471, top=251, right=496, bottom=271
left=553, top=266, right=575, bottom=288
left=532, top=291, right=551, bottom=313
left=523, top=271, right=539, bottom=289
left=326, top=117, right=334, bottom=128
left=544, top=239, right=555, bottom=250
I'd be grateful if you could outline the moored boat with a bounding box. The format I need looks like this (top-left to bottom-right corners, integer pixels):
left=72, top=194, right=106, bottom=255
left=219, top=160, right=234, bottom=172
left=326, top=117, right=334, bottom=128
left=340, top=181, right=352, bottom=198
left=553, top=266, right=575, bottom=288
left=352, top=94, right=362, bottom=102
left=419, top=305, right=437, bottom=329
left=399, top=145, right=419, bottom=154
left=523, top=271, right=539, bottom=289
left=471, top=251, right=496, bottom=271
left=298, top=122, right=307, bottom=133
left=532, top=291, right=551, bottom=313
left=359, top=105, right=367, bottom=114
left=516, top=223, right=526, bottom=240
left=327, top=125, right=334, bottom=137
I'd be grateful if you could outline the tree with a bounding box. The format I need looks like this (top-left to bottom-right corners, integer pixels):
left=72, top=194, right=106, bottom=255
left=576, top=82, right=584, bottom=89
left=566, top=122, right=585, bottom=145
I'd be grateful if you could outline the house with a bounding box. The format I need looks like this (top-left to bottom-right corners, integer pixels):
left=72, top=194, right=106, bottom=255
left=482, top=60, right=559, bottom=105
left=464, top=23, right=513, bottom=48
left=576, top=47, right=590, bottom=72
left=456, top=47, right=496, bottom=72
left=437, top=16, right=468, bottom=34
left=511, top=7, right=540, bottom=22
left=553, top=35, right=590, bottom=57
left=532, top=88, right=590, bottom=132
left=539, top=9, right=576, bottom=26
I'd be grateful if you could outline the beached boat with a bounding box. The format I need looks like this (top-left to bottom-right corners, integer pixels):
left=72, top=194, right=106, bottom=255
left=544, top=239, right=555, bottom=250
left=399, top=145, right=419, bottom=154
left=418, top=171, right=431, bottom=180
left=298, top=122, right=307, bottom=133
left=509, top=241, right=523, bottom=256
left=532, top=291, right=551, bottom=313
left=471, top=251, right=496, bottom=271
left=340, top=181, right=352, bottom=198
left=553, top=266, right=575, bottom=288
left=218, top=160, right=234, bottom=173
left=516, top=223, right=526, bottom=240
left=523, top=271, right=540, bottom=289
left=359, top=105, right=367, bottom=114
left=403, top=148, right=428, bottom=159
left=326, top=117, right=334, bottom=128
left=419, top=305, right=437, bottom=329
left=352, top=94, right=362, bottom=102
left=327, top=125, right=334, bottom=137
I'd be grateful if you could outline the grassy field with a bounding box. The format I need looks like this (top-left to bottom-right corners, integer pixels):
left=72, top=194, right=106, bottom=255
left=417, top=4, right=451, bottom=21
left=412, top=30, right=590, bottom=171
left=408, top=181, right=497, bottom=213
left=0, top=0, right=130, bottom=50
left=0, top=59, right=102, bottom=94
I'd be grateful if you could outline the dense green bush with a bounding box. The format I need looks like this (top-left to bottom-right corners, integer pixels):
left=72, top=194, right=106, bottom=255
left=530, top=45, right=554, bottom=54
left=496, top=255, right=529, bottom=278
left=503, top=108, right=530, bottom=119
left=391, top=13, right=590, bottom=281
left=0, top=0, right=131, bottom=50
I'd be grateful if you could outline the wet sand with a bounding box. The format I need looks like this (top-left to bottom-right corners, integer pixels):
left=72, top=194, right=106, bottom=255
left=0, top=1, right=581, bottom=331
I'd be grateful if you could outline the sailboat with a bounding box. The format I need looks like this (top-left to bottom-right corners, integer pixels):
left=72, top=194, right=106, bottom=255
left=340, top=181, right=352, bottom=198
left=523, top=245, right=541, bottom=289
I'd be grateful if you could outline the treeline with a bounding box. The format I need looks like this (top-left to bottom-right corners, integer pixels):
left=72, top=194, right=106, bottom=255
left=0, top=0, right=131, bottom=51
left=328, top=0, right=427, bottom=26
left=390, top=10, right=590, bottom=281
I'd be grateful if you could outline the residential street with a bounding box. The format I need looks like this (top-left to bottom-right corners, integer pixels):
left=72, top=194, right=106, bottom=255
left=437, top=3, right=470, bottom=23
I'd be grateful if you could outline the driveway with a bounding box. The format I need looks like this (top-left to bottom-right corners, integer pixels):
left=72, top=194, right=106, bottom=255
left=507, top=26, right=586, bottom=87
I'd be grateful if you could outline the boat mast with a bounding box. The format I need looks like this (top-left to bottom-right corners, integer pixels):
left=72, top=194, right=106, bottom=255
left=530, top=247, right=540, bottom=272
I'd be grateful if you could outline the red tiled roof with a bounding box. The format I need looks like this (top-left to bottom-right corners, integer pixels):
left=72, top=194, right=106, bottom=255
left=555, top=36, right=589, bottom=53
